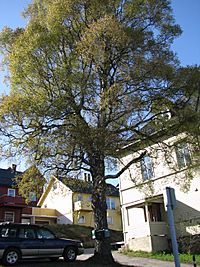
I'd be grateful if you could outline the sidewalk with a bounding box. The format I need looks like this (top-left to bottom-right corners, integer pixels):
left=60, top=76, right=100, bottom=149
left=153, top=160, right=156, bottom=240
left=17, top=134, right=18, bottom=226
left=112, top=250, right=193, bottom=267
left=79, top=249, right=193, bottom=267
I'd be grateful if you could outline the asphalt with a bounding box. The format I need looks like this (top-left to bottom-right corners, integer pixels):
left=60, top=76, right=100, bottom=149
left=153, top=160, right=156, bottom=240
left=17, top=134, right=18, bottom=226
left=78, top=248, right=193, bottom=267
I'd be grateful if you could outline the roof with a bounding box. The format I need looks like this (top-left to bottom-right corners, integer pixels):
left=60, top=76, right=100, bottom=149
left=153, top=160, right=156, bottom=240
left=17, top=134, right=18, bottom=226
left=61, top=177, right=119, bottom=197
left=0, top=168, right=22, bottom=186
left=37, top=176, right=119, bottom=207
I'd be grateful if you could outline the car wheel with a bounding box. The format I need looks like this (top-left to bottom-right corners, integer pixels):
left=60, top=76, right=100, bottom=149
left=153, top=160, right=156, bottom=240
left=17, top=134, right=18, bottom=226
left=49, top=257, right=59, bottom=261
left=3, top=248, right=20, bottom=266
left=63, top=246, right=77, bottom=262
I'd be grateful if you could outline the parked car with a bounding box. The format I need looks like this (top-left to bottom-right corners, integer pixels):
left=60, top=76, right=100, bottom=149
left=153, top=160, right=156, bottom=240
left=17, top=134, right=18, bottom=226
left=0, top=223, right=84, bottom=265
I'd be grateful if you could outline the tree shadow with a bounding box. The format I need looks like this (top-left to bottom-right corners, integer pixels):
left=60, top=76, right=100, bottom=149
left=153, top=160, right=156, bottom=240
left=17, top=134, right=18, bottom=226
left=8, top=258, right=137, bottom=267
left=84, top=255, right=136, bottom=266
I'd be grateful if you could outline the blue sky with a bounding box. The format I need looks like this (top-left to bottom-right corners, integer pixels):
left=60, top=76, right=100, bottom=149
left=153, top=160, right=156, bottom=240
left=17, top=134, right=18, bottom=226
left=0, top=0, right=199, bottom=170
left=171, top=0, right=200, bottom=66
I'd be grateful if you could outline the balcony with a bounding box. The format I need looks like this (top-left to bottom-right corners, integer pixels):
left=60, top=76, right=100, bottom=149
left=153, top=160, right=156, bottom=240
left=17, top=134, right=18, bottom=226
left=149, top=221, right=168, bottom=236
left=128, top=221, right=168, bottom=238
left=0, top=195, right=26, bottom=207
left=74, top=200, right=92, bottom=211
left=107, top=208, right=120, bottom=217
left=32, top=207, right=57, bottom=217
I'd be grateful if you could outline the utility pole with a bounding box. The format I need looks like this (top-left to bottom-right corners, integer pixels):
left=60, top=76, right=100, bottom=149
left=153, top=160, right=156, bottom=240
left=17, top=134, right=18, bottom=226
left=164, top=187, right=180, bottom=267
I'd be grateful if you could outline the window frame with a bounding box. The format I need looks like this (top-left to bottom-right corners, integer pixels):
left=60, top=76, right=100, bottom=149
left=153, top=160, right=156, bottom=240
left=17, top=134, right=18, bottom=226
left=53, top=182, right=58, bottom=190
left=78, top=215, right=85, bottom=224
left=84, top=173, right=91, bottom=182
left=106, top=197, right=116, bottom=210
left=88, top=195, right=92, bottom=202
left=7, top=188, right=16, bottom=197
left=29, top=192, right=37, bottom=202
left=175, top=142, right=191, bottom=169
left=140, top=155, right=154, bottom=181
left=107, top=216, right=113, bottom=225
left=77, top=194, right=83, bottom=201
left=4, top=211, right=15, bottom=223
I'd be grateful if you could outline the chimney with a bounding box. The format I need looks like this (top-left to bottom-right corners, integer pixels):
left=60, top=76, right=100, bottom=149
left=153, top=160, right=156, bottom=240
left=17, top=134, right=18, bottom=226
left=11, top=164, right=17, bottom=173
left=84, top=172, right=91, bottom=182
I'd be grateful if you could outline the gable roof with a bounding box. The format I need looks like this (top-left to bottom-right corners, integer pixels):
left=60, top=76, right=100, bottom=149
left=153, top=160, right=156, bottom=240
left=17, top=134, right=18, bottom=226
left=37, top=176, right=119, bottom=207
left=0, top=167, right=22, bottom=186
left=60, top=177, right=119, bottom=197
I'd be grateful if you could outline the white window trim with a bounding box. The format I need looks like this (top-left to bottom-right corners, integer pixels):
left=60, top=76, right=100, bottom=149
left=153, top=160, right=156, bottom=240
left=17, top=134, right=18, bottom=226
left=106, top=197, right=116, bottom=210
left=5, top=212, right=15, bottom=222
left=7, top=188, right=16, bottom=197
left=175, top=142, right=191, bottom=169
left=141, top=155, right=154, bottom=181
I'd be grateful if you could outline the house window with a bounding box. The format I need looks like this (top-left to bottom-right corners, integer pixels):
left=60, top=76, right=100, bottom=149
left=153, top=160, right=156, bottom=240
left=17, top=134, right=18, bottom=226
left=21, top=218, right=31, bottom=224
left=4, top=212, right=15, bottom=222
left=7, top=188, right=15, bottom=197
left=53, top=182, right=58, bottom=190
left=175, top=142, right=191, bottom=169
left=84, top=173, right=91, bottom=182
left=77, top=194, right=83, bottom=201
left=78, top=216, right=85, bottom=224
left=106, top=198, right=116, bottom=210
left=141, top=155, right=154, bottom=181
left=107, top=216, right=113, bottom=225
left=88, top=195, right=92, bottom=202
left=29, top=192, right=37, bottom=202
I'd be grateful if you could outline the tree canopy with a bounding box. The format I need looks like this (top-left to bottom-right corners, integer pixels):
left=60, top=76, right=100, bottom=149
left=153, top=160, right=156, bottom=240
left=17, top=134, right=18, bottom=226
left=0, top=0, right=199, bottom=263
left=14, top=165, right=45, bottom=204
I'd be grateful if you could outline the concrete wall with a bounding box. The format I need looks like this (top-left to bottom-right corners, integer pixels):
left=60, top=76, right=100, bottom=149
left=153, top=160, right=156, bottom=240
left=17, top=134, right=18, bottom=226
left=128, top=236, right=152, bottom=252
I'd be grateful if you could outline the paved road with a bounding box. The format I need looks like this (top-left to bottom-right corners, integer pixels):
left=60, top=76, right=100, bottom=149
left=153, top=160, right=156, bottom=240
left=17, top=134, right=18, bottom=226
left=78, top=248, right=193, bottom=267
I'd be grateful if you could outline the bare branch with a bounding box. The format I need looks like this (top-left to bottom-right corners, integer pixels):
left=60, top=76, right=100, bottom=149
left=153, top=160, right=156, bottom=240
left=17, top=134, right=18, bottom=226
left=105, top=151, right=146, bottom=180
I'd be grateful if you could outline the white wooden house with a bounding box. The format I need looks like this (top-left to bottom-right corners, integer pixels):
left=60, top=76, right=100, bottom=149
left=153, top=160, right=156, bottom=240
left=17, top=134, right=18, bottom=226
left=119, top=133, right=200, bottom=252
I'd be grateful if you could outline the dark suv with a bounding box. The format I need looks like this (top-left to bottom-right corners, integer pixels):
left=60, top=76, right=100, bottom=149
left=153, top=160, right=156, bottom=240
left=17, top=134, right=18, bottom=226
left=0, top=223, right=84, bottom=265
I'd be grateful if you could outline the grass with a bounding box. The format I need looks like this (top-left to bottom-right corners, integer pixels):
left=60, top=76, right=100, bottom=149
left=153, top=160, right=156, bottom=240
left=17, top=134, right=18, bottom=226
left=121, top=249, right=200, bottom=264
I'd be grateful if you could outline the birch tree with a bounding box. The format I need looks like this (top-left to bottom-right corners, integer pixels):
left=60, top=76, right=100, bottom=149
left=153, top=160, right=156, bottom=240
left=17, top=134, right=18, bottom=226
left=0, top=0, right=198, bottom=263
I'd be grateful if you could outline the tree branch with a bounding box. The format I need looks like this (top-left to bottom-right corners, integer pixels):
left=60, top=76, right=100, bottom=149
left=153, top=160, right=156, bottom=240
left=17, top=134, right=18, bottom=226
left=105, top=151, right=146, bottom=180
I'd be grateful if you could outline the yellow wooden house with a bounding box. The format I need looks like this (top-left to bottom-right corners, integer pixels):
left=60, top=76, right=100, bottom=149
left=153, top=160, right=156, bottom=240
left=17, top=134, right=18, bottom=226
left=36, top=176, right=122, bottom=231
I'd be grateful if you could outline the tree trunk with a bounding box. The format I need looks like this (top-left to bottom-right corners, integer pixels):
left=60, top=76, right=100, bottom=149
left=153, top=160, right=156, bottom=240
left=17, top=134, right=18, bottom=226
left=90, top=155, right=115, bottom=264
